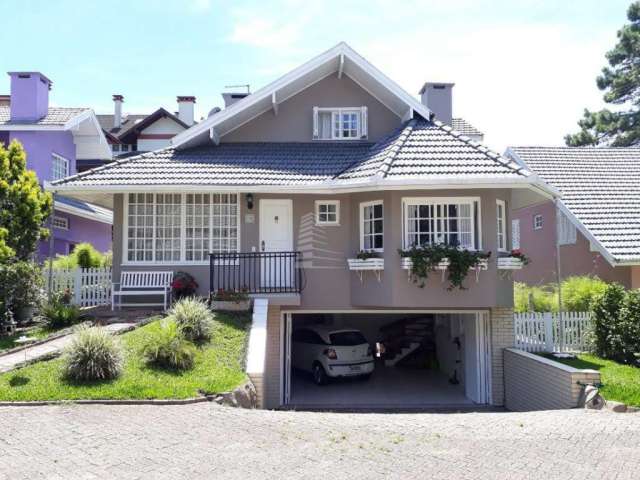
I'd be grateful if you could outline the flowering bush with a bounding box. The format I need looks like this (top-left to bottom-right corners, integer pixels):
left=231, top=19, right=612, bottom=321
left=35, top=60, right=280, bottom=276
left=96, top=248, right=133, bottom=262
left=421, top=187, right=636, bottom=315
left=171, top=271, right=198, bottom=300
left=211, top=288, right=249, bottom=303
left=509, top=249, right=530, bottom=265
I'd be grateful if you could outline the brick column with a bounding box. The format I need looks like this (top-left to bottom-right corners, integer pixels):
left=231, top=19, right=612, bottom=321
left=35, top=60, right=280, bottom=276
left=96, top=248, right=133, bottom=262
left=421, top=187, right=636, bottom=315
left=263, top=305, right=282, bottom=409
left=490, top=307, right=515, bottom=406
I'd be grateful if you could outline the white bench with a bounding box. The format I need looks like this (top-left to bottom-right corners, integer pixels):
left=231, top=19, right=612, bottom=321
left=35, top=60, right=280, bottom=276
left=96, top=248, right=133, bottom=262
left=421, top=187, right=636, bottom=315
left=111, top=271, right=173, bottom=311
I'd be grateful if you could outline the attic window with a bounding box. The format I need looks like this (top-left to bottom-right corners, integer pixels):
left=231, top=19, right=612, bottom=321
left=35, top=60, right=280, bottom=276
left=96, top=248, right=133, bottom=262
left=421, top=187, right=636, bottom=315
left=313, top=107, right=368, bottom=140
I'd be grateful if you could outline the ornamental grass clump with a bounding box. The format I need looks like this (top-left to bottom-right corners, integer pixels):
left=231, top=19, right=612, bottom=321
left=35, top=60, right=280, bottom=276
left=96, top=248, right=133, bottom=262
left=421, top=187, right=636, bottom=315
left=140, top=319, right=196, bottom=370
left=169, top=297, right=214, bottom=342
left=63, top=326, right=123, bottom=382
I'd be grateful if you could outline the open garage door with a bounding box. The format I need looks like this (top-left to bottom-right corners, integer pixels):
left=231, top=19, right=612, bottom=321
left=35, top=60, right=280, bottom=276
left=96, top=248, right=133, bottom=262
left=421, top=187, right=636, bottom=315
left=282, top=311, right=491, bottom=409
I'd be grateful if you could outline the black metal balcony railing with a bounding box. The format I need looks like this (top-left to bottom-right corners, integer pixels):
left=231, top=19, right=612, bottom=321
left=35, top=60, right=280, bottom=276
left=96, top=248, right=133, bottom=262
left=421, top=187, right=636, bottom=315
left=209, top=251, right=303, bottom=295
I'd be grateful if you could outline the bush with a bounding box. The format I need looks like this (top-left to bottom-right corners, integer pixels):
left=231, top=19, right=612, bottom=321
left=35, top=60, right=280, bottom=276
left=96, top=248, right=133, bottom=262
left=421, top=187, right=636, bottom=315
left=41, top=292, right=83, bottom=329
left=562, top=276, right=608, bottom=311
left=140, top=319, right=196, bottom=370
left=0, top=261, right=44, bottom=321
left=591, top=283, right=627, bottom=360
left=514, top=282, right=557, bottom=313
left=51, top=244, right=111, bottom=270
left=169, top=297, right=214, bottom=342
left=171, top=271, right=198, bottom=300
left=617, top=289, right=640, bottom=364
left=63, top=326, right=123, bottom=381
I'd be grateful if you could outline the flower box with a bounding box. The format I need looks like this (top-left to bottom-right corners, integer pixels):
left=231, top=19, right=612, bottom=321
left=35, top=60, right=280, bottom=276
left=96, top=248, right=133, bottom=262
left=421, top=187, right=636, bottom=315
left=401, top=257, right=487, bottom=271
left=497, top=257, right=524, bottom=270
left=347, top=258, right=385, bottom=271
left=210, top=300, right=251, bottom=311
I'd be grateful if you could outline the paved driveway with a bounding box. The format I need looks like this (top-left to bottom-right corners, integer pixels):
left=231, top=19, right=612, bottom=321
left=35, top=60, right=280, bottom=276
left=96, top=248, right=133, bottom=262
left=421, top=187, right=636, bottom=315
left=1, top=404, right=639, bottom=479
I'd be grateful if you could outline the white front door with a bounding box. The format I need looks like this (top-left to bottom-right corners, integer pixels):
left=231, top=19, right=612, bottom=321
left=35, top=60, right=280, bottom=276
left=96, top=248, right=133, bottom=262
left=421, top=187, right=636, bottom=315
left=259, top=199, right=293, bottom=288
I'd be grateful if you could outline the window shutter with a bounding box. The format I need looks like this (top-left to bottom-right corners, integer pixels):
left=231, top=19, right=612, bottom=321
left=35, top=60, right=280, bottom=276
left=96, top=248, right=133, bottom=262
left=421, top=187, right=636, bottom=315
left=511, top=219, right=520, bottom=250
left=313, top=107, right=319, bottom=139
left=361, top=106, right=368, bottom=138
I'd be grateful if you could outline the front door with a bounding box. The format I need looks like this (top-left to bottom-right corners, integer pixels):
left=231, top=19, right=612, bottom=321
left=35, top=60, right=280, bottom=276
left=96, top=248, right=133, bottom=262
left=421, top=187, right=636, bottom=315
left=259, top=199, right=293, bottom=288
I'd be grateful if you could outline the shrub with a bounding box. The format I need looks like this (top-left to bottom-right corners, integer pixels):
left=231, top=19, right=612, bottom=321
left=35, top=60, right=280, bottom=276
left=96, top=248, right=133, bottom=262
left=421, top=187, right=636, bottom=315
left=63, top=326, right=123, bottom=381
left=51, top=244, right=111, bottom=270
left=171, top=271, right=198, bottom=300
left=140, top=319, right=196, bottom=370
left=562, top=276, right=608, bottom=312
left=590, top=283, right=626, bottom=360
left=617, top=289, right=640, bottom=364
left=41, top=293, right=83, bottom=329
left=169, top=297, right=214, bottom=342
left=513, top=282, right=557, bottom=313
left=0, top=261, right=44, bottom=318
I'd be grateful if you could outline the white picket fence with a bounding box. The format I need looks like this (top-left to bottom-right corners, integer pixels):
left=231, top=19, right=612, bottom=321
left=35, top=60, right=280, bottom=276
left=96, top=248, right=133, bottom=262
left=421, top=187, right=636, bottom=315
left=44, top=268, right=112, bottom=307
left=514, top=312, right=592, bottom=353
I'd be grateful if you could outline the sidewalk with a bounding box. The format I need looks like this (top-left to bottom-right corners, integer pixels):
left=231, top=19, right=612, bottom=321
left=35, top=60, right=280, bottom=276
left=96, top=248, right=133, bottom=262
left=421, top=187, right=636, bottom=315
left=0, top=323, right=133, bottom=373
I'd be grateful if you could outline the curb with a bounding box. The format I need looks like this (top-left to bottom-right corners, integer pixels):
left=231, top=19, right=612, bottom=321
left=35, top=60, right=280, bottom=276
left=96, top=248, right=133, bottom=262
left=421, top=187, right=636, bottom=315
left=0, top=396, right=216, bottom=407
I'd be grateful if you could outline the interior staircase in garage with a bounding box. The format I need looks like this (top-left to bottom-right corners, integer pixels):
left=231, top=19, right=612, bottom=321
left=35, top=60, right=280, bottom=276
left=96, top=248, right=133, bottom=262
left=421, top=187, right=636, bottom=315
left=381, top=317, right=435, bottom=367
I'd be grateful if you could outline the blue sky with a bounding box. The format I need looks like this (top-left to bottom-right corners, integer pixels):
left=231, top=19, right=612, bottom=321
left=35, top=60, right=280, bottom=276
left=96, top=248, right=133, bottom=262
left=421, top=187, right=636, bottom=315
left=0, top=0, right=632, bottom=150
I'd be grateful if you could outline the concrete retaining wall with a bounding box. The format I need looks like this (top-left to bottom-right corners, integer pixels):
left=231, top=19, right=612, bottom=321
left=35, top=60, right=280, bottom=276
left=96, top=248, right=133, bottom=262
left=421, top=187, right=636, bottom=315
left=504, top=348, right=600, bottom=411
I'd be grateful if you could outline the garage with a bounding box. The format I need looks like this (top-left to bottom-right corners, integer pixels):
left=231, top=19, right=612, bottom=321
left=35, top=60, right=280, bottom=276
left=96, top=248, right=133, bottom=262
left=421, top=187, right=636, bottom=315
left=282, top=311, right=492, bottom=409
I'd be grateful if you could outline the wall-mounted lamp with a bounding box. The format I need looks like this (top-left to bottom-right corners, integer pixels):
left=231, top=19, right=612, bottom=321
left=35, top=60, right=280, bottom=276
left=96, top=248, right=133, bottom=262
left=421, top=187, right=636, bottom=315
left=245, top=193, right=254, bottom=210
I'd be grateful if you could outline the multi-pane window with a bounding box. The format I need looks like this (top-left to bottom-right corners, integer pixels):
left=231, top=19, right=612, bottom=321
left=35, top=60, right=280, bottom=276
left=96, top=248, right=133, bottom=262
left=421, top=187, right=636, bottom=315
left=512, top=219, right=521, bottom=249
left=127, top=193, right=154, bottom=262
left=52, top=216, right=69, bottom=230
left=558, top=211, right=577, bottom=245
left=52, top=153, right=69, bottom=180
left=496, top=200, right=507, bottom=252
left=533, top=214, right=543, bottom=230
left=211, top=194, right=238, bottom=254
left=403, top=198, right=479, bottom=250
left=360, top=201, right=384, bottom=251
left=315, top=200, right=340, bottom=225
left=155, top=194, right=182, bottom=262
left=125, top=193, right=239, bottom=263
left=314, top=107, right=367, bottom=140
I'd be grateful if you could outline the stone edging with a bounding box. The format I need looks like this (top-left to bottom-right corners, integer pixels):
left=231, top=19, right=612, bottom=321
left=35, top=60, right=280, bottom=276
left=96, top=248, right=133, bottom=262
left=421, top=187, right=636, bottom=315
left=605, top=400, right=640, bottom=413
left=0, top=396, right=216, bottom=407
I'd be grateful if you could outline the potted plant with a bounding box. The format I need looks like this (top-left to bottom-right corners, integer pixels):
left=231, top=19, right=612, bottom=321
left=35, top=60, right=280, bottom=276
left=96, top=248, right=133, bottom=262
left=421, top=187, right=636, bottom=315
left=210, top=288, right=251, bottom=311
left=497, top=249, right=530, bottom=270
left=347, top=250, right=384, bottom=270
left=171, top=271, right=199, bottom=300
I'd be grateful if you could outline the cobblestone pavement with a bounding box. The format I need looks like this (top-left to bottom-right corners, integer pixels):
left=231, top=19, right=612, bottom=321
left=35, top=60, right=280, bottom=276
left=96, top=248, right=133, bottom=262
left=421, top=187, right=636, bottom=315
left=1, top=403, right=639, bottom=479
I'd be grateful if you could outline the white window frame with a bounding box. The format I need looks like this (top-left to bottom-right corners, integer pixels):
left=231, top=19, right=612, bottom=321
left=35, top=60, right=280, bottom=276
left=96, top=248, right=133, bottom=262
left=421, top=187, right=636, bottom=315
left=511, top=219, right=521, bottom=250
left=122, top=192, right=241, bottom=265
left=51, top=153, right=69, bottom=180
left=401, top=197, right=482, bottom=251
left=315, top=200, right=340, bottom=226
left=313, top=106, right=367, bottom=140
left=496, top=199, right=507, bottom=252
left=558, top=210, right=577, bottom=246
left=359, top=200, right=384, bottom=252
left=52, top=216, right=69, bottom=230
left=533, top=214, right=543, bottom=230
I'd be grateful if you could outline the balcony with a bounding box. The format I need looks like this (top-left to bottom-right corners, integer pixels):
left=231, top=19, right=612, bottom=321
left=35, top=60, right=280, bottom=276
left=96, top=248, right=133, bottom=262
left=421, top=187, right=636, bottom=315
left=209, top=251, right=303, bottom=297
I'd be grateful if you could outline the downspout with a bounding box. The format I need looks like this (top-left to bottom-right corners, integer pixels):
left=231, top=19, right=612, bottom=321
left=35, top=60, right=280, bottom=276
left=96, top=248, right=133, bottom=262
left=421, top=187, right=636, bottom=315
left=47, top=192, right=56, bottom=300
left=554, top=197, right=564, bottom=352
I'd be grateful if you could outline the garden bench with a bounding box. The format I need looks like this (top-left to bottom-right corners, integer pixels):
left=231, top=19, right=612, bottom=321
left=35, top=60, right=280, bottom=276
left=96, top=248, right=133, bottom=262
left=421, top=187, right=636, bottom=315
left=111, top=271, right=174, bottom=311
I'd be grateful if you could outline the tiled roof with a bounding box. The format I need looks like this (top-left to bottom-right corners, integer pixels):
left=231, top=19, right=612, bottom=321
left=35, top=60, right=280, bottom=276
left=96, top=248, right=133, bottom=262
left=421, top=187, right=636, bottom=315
left=0, top=106, right=88, bottom=125
left=96, top=113, right=148, bottom=137
left=52, top=119, right=528, bottom=189
left=452, top=118, right=483, bottom=137
left=510, top=146, right=640, bottom=263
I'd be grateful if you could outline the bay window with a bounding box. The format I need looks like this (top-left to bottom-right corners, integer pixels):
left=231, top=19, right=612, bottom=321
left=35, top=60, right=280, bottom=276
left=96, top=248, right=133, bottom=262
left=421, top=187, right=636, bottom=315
left=402, top=197, right=481, bottom=250
left=125, top=193, right=239, bottom=263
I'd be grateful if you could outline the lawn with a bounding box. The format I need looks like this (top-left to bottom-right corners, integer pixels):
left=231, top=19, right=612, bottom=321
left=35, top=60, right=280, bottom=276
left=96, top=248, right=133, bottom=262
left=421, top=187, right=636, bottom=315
left=0, top=312, right=251, bottom=401
left=551, top=354, right=640, bottom=407
left=0, top=325, right=62, bottom=352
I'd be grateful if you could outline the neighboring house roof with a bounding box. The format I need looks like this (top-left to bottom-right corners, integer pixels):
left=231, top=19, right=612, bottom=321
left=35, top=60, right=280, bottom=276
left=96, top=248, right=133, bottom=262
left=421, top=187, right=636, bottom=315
left=50, top=119, right=530, bottom=190
left=97, top=113, right=147, bottom=138
left=451, top=118, right=483, bottom=138
left=97, top=108, right=189, bottom=143
left=0, top=106, right=89, bottom=126
left=507, top=146, right=640, bottom=265
left=55, top=195, right=113, bottom=224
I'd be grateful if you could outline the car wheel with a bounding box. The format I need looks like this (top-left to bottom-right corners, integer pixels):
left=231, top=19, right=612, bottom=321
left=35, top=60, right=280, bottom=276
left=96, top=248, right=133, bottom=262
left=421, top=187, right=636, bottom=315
left=312, top=363, right=328, bottom=385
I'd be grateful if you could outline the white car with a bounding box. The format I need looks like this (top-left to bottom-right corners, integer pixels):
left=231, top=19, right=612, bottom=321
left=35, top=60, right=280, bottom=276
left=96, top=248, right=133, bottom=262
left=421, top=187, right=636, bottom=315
left=291, top=326, right=374, bottom=385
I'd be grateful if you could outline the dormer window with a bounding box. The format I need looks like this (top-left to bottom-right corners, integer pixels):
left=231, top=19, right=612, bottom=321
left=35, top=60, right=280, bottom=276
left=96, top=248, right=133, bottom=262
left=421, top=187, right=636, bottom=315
left=313, top=107, right=368, bottom=140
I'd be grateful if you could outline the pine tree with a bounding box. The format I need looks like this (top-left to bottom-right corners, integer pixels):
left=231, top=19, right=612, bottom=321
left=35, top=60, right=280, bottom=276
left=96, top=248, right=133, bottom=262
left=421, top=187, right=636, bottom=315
left=0, top=140, right=52, bottom=261
left=566, top=2, right=640, bottom=146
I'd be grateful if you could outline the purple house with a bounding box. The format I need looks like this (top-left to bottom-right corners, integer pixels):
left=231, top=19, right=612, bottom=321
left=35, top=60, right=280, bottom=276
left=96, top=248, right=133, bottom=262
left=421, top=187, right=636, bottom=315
left=0, top=72, right=113, bottom=258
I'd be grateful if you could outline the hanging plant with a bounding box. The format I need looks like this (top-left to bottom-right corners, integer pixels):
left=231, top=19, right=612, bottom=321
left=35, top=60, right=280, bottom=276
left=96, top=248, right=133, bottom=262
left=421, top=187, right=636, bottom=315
left=509, top=249, right=530, bottom=265
left=399, top=244, right=491, bottom=290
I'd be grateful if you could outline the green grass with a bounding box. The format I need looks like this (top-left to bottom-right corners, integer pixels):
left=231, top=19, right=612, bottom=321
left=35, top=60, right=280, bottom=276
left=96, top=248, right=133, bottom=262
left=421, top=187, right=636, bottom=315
left=551, top=354, right=640, bottom=407
left=0, top=312, right=251, bottom=401
left=0, top=325, right=61, bottom=352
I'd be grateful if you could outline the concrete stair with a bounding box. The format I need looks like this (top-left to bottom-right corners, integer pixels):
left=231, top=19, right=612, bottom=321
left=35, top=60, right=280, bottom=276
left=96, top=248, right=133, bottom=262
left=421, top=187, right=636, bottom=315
left=385, top=342, right=421, bottom=366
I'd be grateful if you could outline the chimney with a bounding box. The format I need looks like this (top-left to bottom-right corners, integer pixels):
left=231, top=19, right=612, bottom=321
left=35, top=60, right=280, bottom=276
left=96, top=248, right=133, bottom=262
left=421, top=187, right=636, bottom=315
left=112, top=94, right=124, bottom=128
left=419, top=82, right=454, bottom=125
left=177, top=96, right=195, bottom=126
left=221, top=92, right=249, bottom=108
left=8, top=72, right=52, bottom=121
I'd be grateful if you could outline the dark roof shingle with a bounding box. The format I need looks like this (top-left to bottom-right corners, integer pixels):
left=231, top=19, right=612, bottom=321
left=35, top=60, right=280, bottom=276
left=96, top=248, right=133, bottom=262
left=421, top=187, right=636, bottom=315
left=0, top=106, right=88, bottom=126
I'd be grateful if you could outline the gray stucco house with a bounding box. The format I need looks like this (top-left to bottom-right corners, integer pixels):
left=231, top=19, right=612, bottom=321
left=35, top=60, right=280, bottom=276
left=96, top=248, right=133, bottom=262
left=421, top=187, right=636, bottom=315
left=50, top=43, right=554, bottom=409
